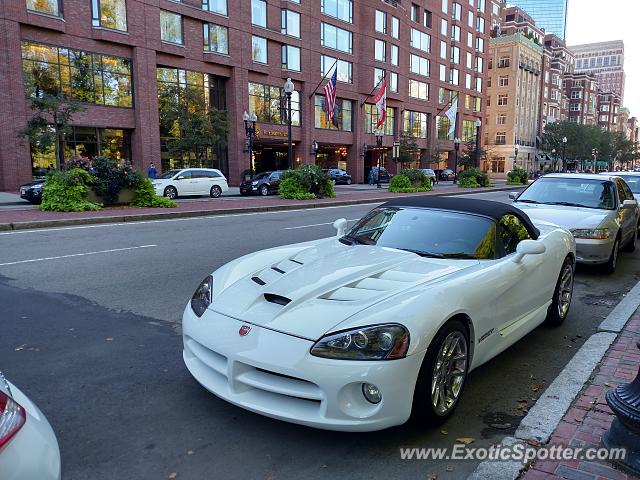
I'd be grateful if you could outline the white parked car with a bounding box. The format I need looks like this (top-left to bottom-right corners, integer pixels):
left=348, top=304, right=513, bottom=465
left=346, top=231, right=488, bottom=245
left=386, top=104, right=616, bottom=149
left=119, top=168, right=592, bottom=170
left=0, top=371, right=61, bottom=480
left=182, top=197, right=576, bottom=431
left=152, top=168, right=228, bottom=199
left=602, top=171, right=640, bottom=202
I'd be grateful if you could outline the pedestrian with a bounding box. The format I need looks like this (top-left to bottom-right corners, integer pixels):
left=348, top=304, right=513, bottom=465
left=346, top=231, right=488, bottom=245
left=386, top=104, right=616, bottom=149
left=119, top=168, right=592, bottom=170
left=147, top=162, right=157, bottom=179
left=369, top=167, right=377, bottom=185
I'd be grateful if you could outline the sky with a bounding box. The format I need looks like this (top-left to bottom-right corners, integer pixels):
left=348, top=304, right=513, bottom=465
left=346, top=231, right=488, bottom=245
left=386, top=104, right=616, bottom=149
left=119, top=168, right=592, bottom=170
left=565, top=0, right=639, bottom=117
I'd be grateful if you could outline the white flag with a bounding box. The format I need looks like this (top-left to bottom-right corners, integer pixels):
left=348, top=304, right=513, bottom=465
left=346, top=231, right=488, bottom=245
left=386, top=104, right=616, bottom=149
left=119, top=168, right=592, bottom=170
left=444, top=99, right=458, bottom=137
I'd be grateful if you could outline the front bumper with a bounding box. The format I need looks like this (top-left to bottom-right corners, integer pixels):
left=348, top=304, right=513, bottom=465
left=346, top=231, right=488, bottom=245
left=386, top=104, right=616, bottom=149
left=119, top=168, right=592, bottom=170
left=182, top=306, right=424, bottom=431
left=239, top=184, right=258, bottom=194
left=575, top=236, right=616, bottom=264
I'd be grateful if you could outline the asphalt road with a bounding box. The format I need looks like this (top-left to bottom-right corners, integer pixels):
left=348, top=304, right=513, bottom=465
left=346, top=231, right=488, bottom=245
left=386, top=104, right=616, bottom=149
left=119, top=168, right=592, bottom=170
left=1, top=191, right=639, bottom=480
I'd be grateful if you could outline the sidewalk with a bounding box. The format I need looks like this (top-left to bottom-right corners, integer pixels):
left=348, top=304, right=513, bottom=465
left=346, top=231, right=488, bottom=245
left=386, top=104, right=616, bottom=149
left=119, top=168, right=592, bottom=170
left=0, top=181, right=518, bottom=231
left=521, top=312, right=640, bottom=480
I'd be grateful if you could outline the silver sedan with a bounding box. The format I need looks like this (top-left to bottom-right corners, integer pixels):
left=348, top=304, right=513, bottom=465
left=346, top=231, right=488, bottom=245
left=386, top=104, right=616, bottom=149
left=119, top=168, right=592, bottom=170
left=510, top=173, right=639, bottom=273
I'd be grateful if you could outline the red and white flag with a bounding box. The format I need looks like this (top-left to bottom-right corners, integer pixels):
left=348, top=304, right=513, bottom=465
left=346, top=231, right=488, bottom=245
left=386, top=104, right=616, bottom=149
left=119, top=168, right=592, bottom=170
left=373, top=76, right=387, bottom=129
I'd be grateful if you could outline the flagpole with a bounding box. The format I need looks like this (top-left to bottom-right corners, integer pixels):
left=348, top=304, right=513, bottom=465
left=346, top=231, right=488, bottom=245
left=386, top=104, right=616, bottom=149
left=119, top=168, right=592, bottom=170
left=308, top=58, right=339, bottom=99
left=360, top=74, right=385, bottom=107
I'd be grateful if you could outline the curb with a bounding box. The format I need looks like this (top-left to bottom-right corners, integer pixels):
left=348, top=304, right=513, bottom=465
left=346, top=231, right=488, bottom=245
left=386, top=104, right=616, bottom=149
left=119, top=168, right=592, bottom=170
left=467, top=279, right=640, bottom=480
left=0, top=185, right=522, bottom=232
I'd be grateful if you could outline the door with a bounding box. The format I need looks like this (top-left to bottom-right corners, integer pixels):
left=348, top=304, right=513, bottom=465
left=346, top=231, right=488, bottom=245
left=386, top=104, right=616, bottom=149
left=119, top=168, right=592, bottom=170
left=174, top=169, right=193, bottom=194
left=615, top=179, right=635, bottom=243
left=269, top=172, right=281, bottom=192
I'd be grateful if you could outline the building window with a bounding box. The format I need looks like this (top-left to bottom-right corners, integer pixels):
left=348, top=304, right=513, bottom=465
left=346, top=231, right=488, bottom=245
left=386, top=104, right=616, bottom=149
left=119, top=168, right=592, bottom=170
left=423, top=10, right=432, bottom=28
left=251, top=36, right=268, bottom=63
left=390, top=45, right=399, bottom=66
left=375, top=10, right=386, bottom=34
left=282, top=45, right=301, bottom=71
left=281, top=9, right=300, bottom=37
left=451, top=25, right=460, bottom=42
left=450, top=46, right=460, bottom=64
left=475, top=36, right=484, bottom=52
left=321, top=23, right=353, bottom=54
left=391, top=16, right=399, bottom=39
left=497, top=114, right=506, bottom=125
left=439, top=87, right=452, bottom=104
left=411, top=3, right=419, bottom=21
left=402, top=110, right=428, bottom=138
left=321, top=55, right=352, bottom=83
left=92, top=0, right=127, bottom=31
left=21, top=41, right=132, bottom=107
left=498, top=56, right=510, bottom=68
left=249, top=82, right=300, bottom=126
left=374, top=68, right=385, bottom=88
left=26, top=0, right=62, bottom=17
left=364, top=104, right=394, bottom=135
left=449, top=68, right=459, bottom=85
left=321, top=0, right=352, bottom=23
left=252, top=0, right=266, bottom=27
left=314, top=95, right=352, bottom=131
left=495, top=132, right=506, bottom=145
left=389, top=72, right=398, bottom=93
left=160, top=11, right=183, bottom=45
left=462, top=119, right=477, bottom=142
left=408, top=79, right=428, bottom=100
left=204, top=24, right=229, bottom=54
left=487, top=157, right=505, bottom=173
left=410, top=54, right=429, bottom=77
left=375, top=39, right=386, bottom=62
left=436, top=115, right=453, bottom=140
left=202, top=0, right=226, bottom=15
left=499, top=75, right=508, bottom=87
left=497, top=94, right=508, bottom=106
left=452, top=2, right=461, bottom=20
left=410, top=28, right=430, bottom=53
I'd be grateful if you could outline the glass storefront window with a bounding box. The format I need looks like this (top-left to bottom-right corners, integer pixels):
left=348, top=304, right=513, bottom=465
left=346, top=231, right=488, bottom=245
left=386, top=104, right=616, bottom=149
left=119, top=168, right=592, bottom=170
left=204, top=24, right=229, bottom=54
left=436, top=115, right=454, bottom=140
left=21, top=41, right=133, bottom=107
left=160, top=10, right=183, bottom=45
left=402, top=111, right=428, bottom=138
left=92, top=0, right=128, bottom=31
left=26, top=0, right=62, bottom=16
left=248, top=82, right=300, bottom=126
left=314, top=95, right=352, bottom=131
left=364, top=104, right=394, bottom=135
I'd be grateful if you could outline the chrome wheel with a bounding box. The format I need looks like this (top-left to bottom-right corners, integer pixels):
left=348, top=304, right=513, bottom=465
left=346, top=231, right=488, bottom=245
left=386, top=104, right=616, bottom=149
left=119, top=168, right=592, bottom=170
left=557, top=263, right=573, bottom=319
left=431, top=331, right=467, bottom=416
left=164, top=186, right=177, bottom=199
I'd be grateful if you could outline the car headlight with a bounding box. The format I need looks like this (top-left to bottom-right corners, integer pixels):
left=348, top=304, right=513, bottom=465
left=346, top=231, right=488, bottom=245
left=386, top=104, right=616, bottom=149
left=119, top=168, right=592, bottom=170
left=190, top=275, right=213, bottom=317
left=572, top=228, right=611, bottom=239
left=251, top=181, right=259, bottom=186
left=310, top=324, right=409, bottom=360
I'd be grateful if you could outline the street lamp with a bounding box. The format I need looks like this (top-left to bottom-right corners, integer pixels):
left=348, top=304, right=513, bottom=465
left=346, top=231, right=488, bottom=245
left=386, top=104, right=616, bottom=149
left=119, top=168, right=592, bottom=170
left=453, top=137, right=461, bottom=184
left=592, top=148, right=599, bottom=172
left=475, top=119, right=482, bottom=168
left=514, top=143, right=520, bottom=169
left=551, top=148, right=556, bottom=172
left=562, top=136, right=567, bottom=173
left=374, top=129, right=384, bottom=189
left=283, top=77, right=295, bottom=170
left=243, top=110, right=258, bottom=175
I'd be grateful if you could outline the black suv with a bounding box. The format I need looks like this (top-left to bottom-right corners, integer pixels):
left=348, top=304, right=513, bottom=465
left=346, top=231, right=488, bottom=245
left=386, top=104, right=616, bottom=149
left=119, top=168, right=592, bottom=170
left=323, top=168, right=353, bottom=185
left=240, top=171, right=284, bottom=196
left=19, top=179, right=46, bottom=204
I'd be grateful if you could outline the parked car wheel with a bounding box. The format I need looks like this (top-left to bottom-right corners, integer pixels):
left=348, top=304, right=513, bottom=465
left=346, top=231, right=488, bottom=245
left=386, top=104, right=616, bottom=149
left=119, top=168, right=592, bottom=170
left=412, top=318, right=469, bottom=425
left=602, top=237, right=620, bottom=274
left=259, top=185, right=269, bottom=196
left=164, top=186, right=178, bottom=199
left=346, top=178, right=352, bottom=185
left=210, top=185, right=222, bottom=198
left=545, top=257, right=574, bottom=325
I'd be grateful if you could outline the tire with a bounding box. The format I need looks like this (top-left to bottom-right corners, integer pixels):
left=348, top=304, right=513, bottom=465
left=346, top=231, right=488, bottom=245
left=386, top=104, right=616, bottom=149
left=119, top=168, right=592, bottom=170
left=412, top=319, right=469, bottom=425
left=210, top=185, right=222, bottom=198
left=545, top=256, right=574, bottom=325
left=259, top=185, right=269, bottom=196
left=623, top=223, right=637, bottom=252
left=602, top=237, right=620, bottom=274
left=163, top=186, right=177, bottom=199
left=346, top=178, right=352, bottom=185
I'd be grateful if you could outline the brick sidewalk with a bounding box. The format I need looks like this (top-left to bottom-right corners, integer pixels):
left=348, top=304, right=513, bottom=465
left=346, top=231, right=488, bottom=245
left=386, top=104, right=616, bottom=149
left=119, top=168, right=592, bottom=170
left=521, top=313, right=640, bottom=480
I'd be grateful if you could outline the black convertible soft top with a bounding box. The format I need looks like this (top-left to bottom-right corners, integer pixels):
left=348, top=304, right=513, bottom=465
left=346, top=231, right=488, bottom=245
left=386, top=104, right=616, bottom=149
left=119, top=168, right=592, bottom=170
left=381, top=196, right=540, bottom=239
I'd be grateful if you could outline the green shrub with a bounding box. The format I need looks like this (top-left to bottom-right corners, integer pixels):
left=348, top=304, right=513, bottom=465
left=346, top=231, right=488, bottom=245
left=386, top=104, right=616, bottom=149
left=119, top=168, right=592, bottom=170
left=279, top=165, right=335, bottom=199
left=458, top=167, right=490, bottom=187
left=40, top=169, right=101, bottom=212
left=131, top=178, right=177, bottom=208
left=399, top=168, right=426, bottom=183
left=91, top=156, right=143, bottom=204
left=388, top=174, right=433, bottom=193
left=459, top=176, right=480, bottom=188
left=508, top=166, right=528, bottom=185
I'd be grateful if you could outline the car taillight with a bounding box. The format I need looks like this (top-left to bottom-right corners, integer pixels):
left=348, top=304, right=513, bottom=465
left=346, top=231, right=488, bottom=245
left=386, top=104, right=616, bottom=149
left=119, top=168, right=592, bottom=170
left=0, top=390, right=26, bottom=449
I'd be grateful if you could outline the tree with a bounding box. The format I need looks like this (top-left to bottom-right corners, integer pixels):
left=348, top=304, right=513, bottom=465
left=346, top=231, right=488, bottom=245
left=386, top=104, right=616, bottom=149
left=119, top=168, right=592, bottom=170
left=18, top=94, right=85, bottom=170
left=158, top=84, right=229, bottom=166
left=395, top=134, right=419, bottom=168
left=458, top=140, right=487, bottom=168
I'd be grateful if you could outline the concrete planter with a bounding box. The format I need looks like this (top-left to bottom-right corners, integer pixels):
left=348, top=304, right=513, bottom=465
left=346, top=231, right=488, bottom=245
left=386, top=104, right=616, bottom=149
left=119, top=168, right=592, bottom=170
left=87, top=187, right=136, bottom=205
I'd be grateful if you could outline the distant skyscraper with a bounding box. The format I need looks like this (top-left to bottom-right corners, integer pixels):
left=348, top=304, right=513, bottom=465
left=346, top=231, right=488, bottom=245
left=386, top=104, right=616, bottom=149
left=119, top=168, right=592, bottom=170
left=506, top=0, right=568, bottom=39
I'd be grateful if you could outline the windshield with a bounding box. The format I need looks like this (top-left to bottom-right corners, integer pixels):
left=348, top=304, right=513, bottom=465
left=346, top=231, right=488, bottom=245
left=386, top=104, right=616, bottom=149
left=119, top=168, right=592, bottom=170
left=517, top=178, right=616, bottom=210
left=618, top=176, right=640, bottom=194
left=157, top=169, right=181, bottom=179
left=343, top=207, right=496, bottom=259
left=253, top=172, right=271, bottom=180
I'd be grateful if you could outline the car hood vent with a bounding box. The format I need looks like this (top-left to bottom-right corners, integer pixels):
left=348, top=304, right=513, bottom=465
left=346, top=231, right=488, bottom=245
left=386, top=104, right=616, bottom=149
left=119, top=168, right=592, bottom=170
left=264, top=293, right=291, bottom=306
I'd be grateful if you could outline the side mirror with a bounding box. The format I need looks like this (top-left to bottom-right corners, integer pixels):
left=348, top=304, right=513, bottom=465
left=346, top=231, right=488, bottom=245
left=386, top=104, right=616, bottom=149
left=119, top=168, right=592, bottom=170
left=512, top=239, right=546, bottom=264
left=508, top=192, right=519, bottom=200
left=622, top=199, right=637, bottom=209
left=333, top=218, right=348, bottom=237
left=177, top=176, right=185, bottom=180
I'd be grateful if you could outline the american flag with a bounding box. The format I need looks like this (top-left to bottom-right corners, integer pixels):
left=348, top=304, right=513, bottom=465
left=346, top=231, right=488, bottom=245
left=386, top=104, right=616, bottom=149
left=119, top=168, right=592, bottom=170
left=323, top=69, right=338, bottom=127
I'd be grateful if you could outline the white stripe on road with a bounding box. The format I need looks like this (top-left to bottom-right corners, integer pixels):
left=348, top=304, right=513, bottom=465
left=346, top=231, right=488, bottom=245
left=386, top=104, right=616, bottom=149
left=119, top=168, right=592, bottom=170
left=284, top=219, right=359, bottom=230
left=0, top=245, right=157, bottom=266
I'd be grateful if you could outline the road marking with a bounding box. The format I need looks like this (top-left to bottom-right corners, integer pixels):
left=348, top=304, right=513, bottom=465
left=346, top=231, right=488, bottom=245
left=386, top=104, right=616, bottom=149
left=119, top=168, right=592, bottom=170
left=0, top=204, right=381, bottom=236
left=0, top=245, right=158, bottom=266
left=284, top=219, right=359, bottom=230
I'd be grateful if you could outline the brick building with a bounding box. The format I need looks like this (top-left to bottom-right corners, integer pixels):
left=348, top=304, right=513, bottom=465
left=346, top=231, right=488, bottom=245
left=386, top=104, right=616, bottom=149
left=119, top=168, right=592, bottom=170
left=0, top=0, right=491, bottom=191
left=570, top=40, right=625, bottom=105
left=540, top=34, right=573, bottom=132
left=563, top=72, right=598, bottom=126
